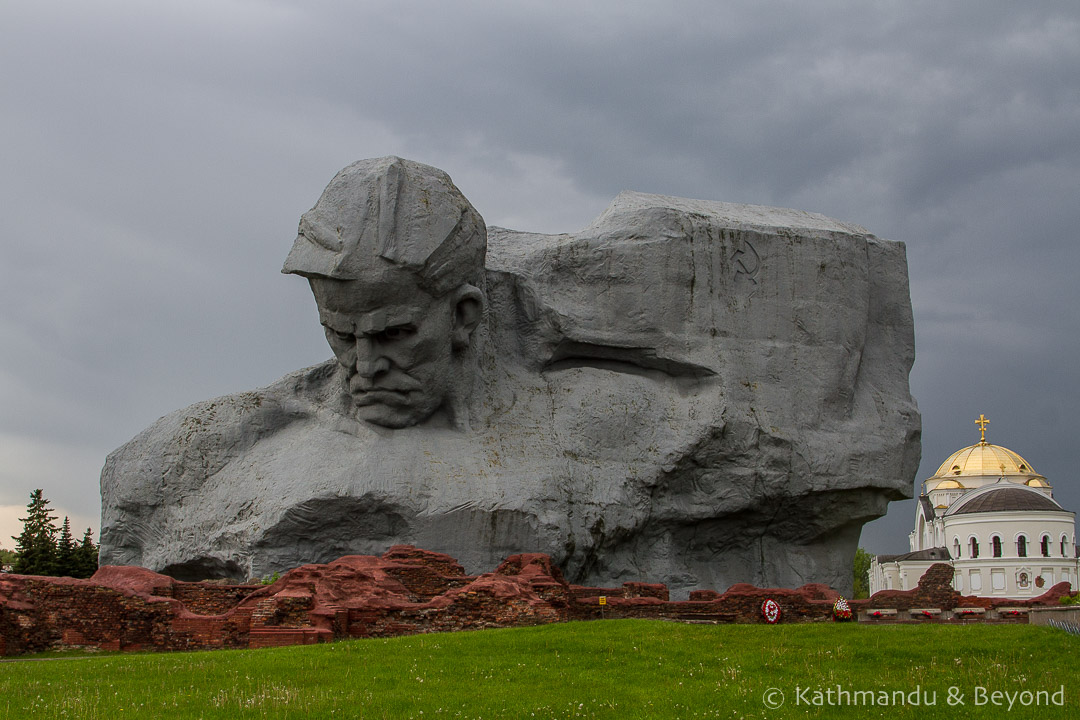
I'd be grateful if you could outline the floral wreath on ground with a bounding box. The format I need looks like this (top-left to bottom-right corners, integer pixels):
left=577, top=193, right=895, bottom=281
left=762, top=598, right=781, bottom=624
left=832, top=597, right=852, bottom=621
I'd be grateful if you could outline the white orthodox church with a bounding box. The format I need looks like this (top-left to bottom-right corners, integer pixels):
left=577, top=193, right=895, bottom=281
left=870, top=415, right=1078, bottom=599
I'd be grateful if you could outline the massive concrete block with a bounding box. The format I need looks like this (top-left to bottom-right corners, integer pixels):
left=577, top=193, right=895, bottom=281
left=100, top=159, right=920, bottom=597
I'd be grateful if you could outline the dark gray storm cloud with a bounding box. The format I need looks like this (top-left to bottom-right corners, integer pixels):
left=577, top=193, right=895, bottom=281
left=2, top=0, right=1078, bottom=554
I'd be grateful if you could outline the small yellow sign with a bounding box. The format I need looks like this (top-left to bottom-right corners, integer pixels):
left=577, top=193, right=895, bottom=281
left=599, top=596, right=607, bottom=605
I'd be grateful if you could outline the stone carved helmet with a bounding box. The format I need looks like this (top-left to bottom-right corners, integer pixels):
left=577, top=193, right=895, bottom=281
left=282, top=156, right=487, bottom=296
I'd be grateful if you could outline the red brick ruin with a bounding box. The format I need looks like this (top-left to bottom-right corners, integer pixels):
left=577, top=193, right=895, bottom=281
left=0, top=548, right=1072, bottom=656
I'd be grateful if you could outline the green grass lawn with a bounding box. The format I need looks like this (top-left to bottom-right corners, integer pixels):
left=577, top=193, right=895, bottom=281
left=1, top=620, right=1076, bottom=719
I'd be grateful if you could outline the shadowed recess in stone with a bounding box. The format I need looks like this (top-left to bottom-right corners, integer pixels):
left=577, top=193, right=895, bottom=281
left=543, top=340, right=718, bottom=380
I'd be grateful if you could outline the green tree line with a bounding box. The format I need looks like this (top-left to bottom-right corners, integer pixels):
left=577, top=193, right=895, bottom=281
left=6, top=489, right=98, bottom=578
left=853, top=546, right=872, bottom=599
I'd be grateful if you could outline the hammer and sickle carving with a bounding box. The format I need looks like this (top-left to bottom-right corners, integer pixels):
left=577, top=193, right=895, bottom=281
left=732, top=240, right=761, bottom=285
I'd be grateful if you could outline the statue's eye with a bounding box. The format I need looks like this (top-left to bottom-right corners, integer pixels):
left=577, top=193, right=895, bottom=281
left=328, top=328, right=353, bottom=342
left=378, top=326, right=413, bottom=341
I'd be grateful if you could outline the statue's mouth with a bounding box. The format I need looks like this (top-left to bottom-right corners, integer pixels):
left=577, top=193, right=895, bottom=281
left=348, top=369, right=422, bottom=399
left=351, top=388, right=412, bottom=406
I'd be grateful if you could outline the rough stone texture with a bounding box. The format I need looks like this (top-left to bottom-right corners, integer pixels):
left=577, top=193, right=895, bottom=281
left=100, top=161, right=921, bottom=597
left=1, top=547, right=559, bottom=655
left=862, top=562, right=962, bottom=612
left=4, top=551, right=1069, bottom=656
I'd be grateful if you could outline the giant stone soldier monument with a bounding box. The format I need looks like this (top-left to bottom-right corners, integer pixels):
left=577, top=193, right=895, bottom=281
left=100, top=157, right=921, bottom=596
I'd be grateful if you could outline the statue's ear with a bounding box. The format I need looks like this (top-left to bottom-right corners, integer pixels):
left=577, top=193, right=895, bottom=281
left=450, top=284, right=485, bottom=349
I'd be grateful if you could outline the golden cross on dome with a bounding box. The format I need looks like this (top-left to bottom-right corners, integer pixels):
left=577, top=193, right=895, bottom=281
left=975, top=414, right=990, bottom=444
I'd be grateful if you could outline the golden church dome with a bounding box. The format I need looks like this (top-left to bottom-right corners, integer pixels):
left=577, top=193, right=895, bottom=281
left=935, top=479, right=965, bottom=489
left=927, top=414, right=1046, bottom=485
left=932, top=442, right=1037, bottom=479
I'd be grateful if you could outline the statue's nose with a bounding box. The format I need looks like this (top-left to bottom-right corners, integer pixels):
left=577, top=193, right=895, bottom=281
left=354, top=337, right=391, bottom=377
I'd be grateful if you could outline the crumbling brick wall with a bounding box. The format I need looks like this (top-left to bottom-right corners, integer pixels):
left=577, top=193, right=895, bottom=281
left=1, top=554, right=1067, bottom=656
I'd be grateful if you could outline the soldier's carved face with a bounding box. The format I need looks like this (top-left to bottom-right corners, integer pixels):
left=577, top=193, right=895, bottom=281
left=309, top=268, right=481, bottom=429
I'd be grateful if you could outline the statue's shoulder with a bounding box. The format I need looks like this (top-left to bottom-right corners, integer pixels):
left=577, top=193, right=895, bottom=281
left=102, top=360, right=344, bottom=481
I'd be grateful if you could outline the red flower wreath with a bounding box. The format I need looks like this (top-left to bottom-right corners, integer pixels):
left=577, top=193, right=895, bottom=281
left=762, top=598, right=781, bottom=624
left=832, top=597, right=852, bottom=621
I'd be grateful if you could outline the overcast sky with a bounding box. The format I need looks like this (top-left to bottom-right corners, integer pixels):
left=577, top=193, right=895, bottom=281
left=2, top=1, right=1078, bottom=560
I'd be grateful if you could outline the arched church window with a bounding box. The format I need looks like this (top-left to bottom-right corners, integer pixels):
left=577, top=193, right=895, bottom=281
left=970, top=537, right=979, bottom=558
left=1017, top=535, right=1027, bottom=558
left=1064, top=535, right=1070, bottom=557
left=1041, top=535, right=1050, bottom=557
left=952, top=537, right=961, bottom=559
left=992, top=536, right=1002, bottom=558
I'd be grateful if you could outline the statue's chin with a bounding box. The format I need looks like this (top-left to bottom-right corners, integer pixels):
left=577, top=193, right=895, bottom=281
left=354, top=401, right=440, bottom=429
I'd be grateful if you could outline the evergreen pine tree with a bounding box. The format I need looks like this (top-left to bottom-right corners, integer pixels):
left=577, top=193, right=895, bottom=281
left=75, top=527, right=99, bottom=579
left=12, top=489, right=58, bottom=575
left=54, top=516, right=77, bottom=577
